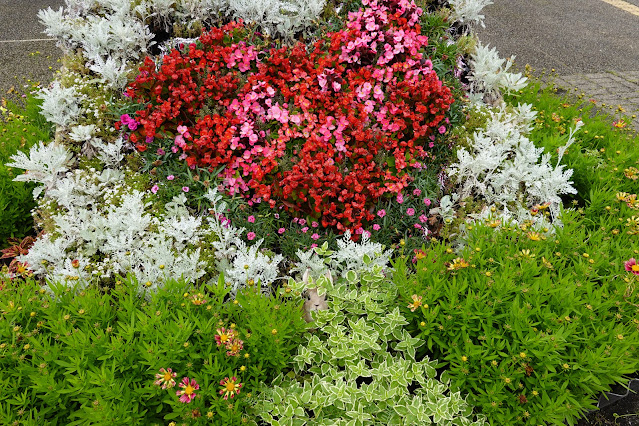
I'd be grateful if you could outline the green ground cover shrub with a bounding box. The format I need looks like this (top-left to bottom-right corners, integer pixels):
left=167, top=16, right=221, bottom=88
left=0, top=276, right=307, bottom=424
left=0, top=94, right=52, bottom=249
left=392, top=77, right=639, bottom=425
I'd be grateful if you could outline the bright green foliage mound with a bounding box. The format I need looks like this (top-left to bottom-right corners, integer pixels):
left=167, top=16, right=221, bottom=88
left=255, top=254, right=487, bottom=425
left=0, top=95, right=52, bottom=248
left=0, top=277, right=307, bottom=424
left=396, top=207, right=639, bottom=425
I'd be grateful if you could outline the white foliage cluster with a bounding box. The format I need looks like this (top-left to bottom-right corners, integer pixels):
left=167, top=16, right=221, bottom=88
left=468, top=43, right=528, bottom=104
left=291, top=232, right=393, bottom=282
left=204, top=189, right=284, bottom=294
left=449, top=0, right=493, bottom=27
left=227, top=0, right=326, bottom=39
left=15, top=166, right=207, bottom=293
left=36, top=82, right=82, bottom=128
left=6, top=141, right=75, bottom=199
left=448, top=104, right=581, bottom=220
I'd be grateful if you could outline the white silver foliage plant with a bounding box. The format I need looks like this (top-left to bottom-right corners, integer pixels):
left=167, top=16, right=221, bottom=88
left=468, top=43, right=527, bottom=105
left=447, top=104, right=581, bottom=221
left=6, top=141, right=75, bottom=199
left=449, top=0, right=493, bottom=28
left=36, top=82, right=82, bottom=128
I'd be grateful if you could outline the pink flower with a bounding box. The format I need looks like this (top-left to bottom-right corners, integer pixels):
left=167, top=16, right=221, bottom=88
left=362, top=230, right=371, bottom=238
left=182, top=186, right=189, bottom=192
left=156, top=148, right=165, bottom=156
left=278, top=228, right=286, bottom=234
left=274, top=213, right=280, bottom=219
left=247, top=232, right=256, bottom=241
left=299, top=219, right=307, bottom=226
left=219, top=377, right=242, bottom=400
left=355, top=227, right=364, bottom=235
left=311, top=221, right=319, bottom=228
left=311, top=233, right=320, bottom=240
left=151, top=185, right=159, bottom=194
left=438, top=126, right=446, bottom=134
left=176, top=377, right=199, bottom=403
left=625, top=258, right=639, bottom=275
left=377, top=209, right=386, bottom=218
left=167, top=175, right=175, bottom=181
left=423, top=198, right=431, bottom=206
left=414, top=223, right=422, bottom=229
left=171, top=146, right=179, bottom=153
left=301, top=227, right=309, bottom=233
left=419, top=214, right=428, bottom=223
left=154, top=368, right=177, bottom=389
left=310, top=243, right=318, bottom=249
left=397, top=194, right=404, bottom=204
left=248, top=215, right=255, bottom=223
left=413, top=188, right=422, bottom=197
left=372, top=224, right=381, bottom=231
left=406, top=208, right=415, bottom=216
left=177, top=125, right=189, bottom=135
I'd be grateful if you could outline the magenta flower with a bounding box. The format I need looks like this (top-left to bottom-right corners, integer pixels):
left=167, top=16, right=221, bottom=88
left=278, top=228, right=286, bottom=234
left=372, top=224, right=381, bottom=231
left=413, top=188, right=422, bottom=196
left=151, top=185, right=159, bottom=194
left=248, top=215, right=255, bottom=223
left=301, top=227, right=309, bottom=233
left=311, top=221, right=319, bottom=228
left=406, top=208, right=415, bottom=216
left=419, top=214, right=428, bottom=223
left=377, top=209, right=386, bottom=218
left=219, top=377, right=242, bottom=400
left=625, top=258, right=639, bottom=275
left=177, top=125, right=189, bottom=135
left=154, top=368, right=177, bottom=389
left=156, top=148, right=165, bottom=156
left=397, top=194, right=404, bottom=204
left=182, top=186, right=189, bottom=192
left=176, top=377, right=199, bottom=403
left=247, top=232, right=256, bottom=241
left=167, top=175, right=175, bottom=181
left=311, top=233, right=320, bottom=240
left=423, top=198, right=431, bottom=206
left=299, top=219, right=307, bottom=226
left=438, top=126, right=446, bottom=134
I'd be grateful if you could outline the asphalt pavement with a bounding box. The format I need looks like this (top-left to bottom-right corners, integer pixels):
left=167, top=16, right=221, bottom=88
left=0, top=0, right=63, bottom=98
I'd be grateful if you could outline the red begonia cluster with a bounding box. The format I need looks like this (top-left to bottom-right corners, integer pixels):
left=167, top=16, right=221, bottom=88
left=124, top=0, right=454, bottom=231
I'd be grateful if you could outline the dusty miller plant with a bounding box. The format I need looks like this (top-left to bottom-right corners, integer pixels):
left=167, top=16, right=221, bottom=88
left=447, top=103, right=580, bottom=221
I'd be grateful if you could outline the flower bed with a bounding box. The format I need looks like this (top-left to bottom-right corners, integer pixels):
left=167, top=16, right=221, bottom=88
left=1, top=0, right=638, bottom=424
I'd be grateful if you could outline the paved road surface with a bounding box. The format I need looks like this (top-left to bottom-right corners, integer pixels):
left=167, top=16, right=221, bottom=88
left=0, top=0, right=63, bottom=98
left=476, top=0, right=639, bottom=128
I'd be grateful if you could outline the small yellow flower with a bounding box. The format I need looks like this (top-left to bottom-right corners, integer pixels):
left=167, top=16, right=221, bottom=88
left=504, top=377, right=511, bottom=384
left=563, top=363, right=570, bottom=370
left=184, top=342, right=190, bottom=348
left=244, top=353, right=250, bottom=359
left=447, top=257, right=470, bottom=271
left=491, top=360, right=498, bottom=366
left=271, top=329, right=277, bottom=335
left=461, top=356, right=468, bottom=362
left=207, top=412, right=214, bottom=419
left=520, top=352, right=527, bottom=358
left=617, top=334, right=624, bottom=340
left=240, top=365, right=246, bottom=372
left=420, top=321, right=426, bottom=327
left=485, top=271, right=492, bottom=277
left=145, top=281, right=152, bottom=287
left=532, top=390, right=539, bottom=396
left=78, top=309, right=85, bottom=315
left=63, top=314, right=70, bottom=321
left=159, top=264, right=165, bottom=269
left=527, top=231, right=544, bottom=241
left=30, top=312, right=36, bottom=317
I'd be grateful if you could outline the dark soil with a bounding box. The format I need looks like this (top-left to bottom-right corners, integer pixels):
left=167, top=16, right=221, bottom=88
left=577, top=380, right=639, bottom=426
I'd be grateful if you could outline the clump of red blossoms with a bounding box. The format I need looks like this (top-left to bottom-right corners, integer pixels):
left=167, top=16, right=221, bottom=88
left=123, top=0, right=454, bottom=232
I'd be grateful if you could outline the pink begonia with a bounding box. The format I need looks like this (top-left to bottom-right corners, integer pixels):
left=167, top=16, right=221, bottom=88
left=311, top=233, right=320, bottom=240
left=247, top=232, right=256, bottom=241
left=248, top=215, right=255, bottom=223
left=182, top=186, right=189, bottom=192
left=167, top=175, right=175, bottom=181
left=373, top=224, right=381, bottom=231
left=397, top=193, right=404, bottom=204
left=413, top=188, right=422, bottom=197
left=406, top=208, right=415, bottom=216
left=151, top=185, right=159, bottom=194
left=423, top=198, right=431, bottom=206
left=278, top=228, right=286, bottom=234
left=177, top=125, right=189, bottom=135
left=377, top=209, right=386, bottom=218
